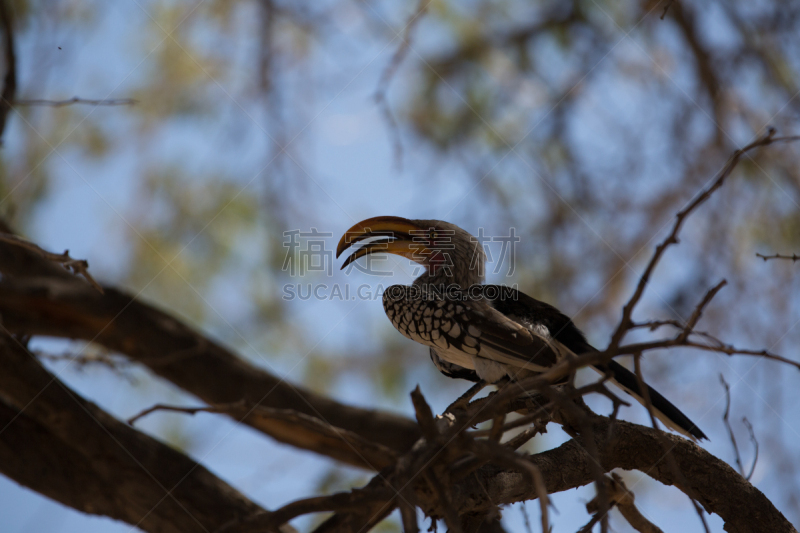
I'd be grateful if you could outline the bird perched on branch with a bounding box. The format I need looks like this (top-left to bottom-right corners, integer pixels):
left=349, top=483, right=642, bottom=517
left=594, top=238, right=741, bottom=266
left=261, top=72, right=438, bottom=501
left=337, top=216, right=707, bottom=440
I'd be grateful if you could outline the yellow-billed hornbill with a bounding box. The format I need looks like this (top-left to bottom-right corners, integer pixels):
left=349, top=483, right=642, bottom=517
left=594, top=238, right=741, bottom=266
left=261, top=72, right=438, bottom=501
left=337, top=216, right=707, bottom=440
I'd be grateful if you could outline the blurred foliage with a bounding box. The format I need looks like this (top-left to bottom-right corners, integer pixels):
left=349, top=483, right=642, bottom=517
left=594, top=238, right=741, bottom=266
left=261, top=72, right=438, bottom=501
left=1, top=0, right=799, bottom=530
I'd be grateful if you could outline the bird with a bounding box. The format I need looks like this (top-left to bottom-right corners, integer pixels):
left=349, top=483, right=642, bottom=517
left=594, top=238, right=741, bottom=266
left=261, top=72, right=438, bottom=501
left=336, top=216, right=707, bottom=440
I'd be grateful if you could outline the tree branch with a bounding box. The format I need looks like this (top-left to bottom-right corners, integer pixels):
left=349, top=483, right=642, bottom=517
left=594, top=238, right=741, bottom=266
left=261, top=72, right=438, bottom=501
left=608, top=131, right=800, bottom=352
left=0, top=232, right=104, bottom=292
left=0, top=276, right=422, bottom=456
left=756, top=252, right=800, bottom=262
left=0, top=330, right=295, bottom=533
left=12, top=97, right=136, bottom=107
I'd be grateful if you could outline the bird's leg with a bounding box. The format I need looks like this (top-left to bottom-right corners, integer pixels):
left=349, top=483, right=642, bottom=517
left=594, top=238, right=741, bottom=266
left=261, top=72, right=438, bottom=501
left=446, top=380, right=487, bottom=413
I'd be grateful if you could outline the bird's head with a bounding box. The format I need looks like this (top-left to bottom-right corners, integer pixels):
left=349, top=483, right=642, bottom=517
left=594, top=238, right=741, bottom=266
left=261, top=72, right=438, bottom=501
left=337, top=216, right=486, bottom=287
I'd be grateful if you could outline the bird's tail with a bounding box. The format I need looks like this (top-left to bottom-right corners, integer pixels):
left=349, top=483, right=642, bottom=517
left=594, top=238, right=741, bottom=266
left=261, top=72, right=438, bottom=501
left=593, top=360, right=707, bottom=441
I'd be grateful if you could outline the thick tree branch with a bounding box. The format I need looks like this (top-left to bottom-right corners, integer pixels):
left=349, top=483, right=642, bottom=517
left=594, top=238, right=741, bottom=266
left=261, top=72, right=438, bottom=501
left=0, top=277, right=421, bottom=455
left=0, top=331, right=294, bottom=533
left=447, top=414, right=794, bottom=533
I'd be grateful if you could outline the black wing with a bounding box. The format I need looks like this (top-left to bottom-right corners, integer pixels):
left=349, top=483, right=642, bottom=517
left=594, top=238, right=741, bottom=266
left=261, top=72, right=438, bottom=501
left=485, top=285, right=708, bottom=440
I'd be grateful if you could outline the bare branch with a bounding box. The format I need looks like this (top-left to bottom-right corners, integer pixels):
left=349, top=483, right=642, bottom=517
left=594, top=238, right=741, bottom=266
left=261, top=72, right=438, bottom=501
left=13, top=97, right=137, bottom=107
left=127, top=400, right=248, bottom=426
left=607, top=131, right=800, bottom=352
left=678, top=279, right=727, bottom=342
left=756, top=252, right=800, bottom=262
left=742, top=418, right=759, bottom=481
left=720, top=375, right=745, bottom=477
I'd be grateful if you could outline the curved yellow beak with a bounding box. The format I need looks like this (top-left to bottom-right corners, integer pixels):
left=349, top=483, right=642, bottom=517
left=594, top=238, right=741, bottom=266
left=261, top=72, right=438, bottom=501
left=337, top=216, right=432, bottom=270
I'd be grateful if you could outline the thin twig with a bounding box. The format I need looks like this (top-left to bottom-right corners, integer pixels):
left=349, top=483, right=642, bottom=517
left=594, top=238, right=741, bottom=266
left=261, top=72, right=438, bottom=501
left=720, top=375, right=745, bottom=476
left=678, top=279, right=727, bottom=342
left=0, top=233, right=103, bottom=292
left=618, top=339, right=800, bottom=370
left=127, top=400, right=247, bottom=426
left=13, top=97, right=137, bottom=107
left=756, top=252, right=800, bottom=262
left=520, top=501, right=533, bottom=533
left=742, top=417, right=759, bottom=481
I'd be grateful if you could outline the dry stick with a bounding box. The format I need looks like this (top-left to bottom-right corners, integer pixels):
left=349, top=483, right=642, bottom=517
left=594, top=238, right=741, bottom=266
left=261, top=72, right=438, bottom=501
left=13, top=97, right=137, bottom=107
left=742, top=417, right=759, bottom=481
left=632, top=355, right=711, bottom=533
left=607, top=130, right=800, bottom=353
left=0, top=232, right=103, bottom=293
left=756, top=252, right=800, bottom=262
left=720, top=375, right=745, bottom=476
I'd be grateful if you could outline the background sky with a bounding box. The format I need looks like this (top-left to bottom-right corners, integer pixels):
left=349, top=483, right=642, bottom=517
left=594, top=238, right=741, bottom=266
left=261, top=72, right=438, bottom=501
left=1, top=0, right=799, bottom=532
